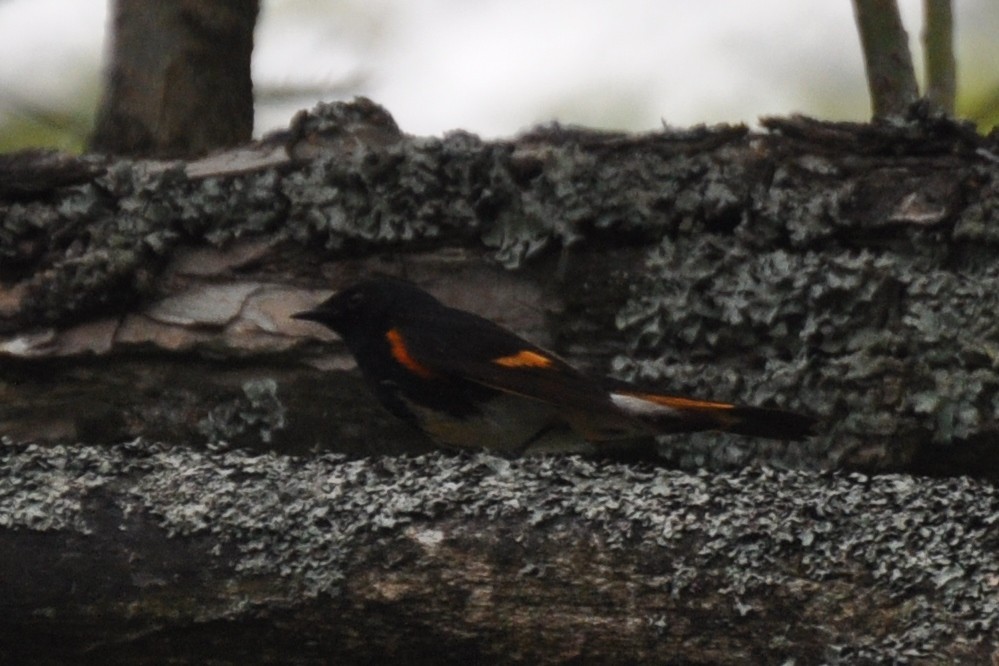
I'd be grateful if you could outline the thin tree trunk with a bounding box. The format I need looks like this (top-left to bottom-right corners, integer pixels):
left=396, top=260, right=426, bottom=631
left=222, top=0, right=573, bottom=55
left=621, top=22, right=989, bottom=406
left=923, top=0, right=956, bottom=114
left=852, top=0, right=920, bottom=118
left=89, top=0, right=259, bottom=157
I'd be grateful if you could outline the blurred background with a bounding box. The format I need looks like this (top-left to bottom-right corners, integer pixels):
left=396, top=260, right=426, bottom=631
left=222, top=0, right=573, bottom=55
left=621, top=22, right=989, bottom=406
left=0, top=0, right=996, bottom=152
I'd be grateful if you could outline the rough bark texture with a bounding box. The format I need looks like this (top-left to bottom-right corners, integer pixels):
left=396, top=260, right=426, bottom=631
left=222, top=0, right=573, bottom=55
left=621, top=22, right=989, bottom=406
left=89, top=0, right=258, bottom=157
left=2, top=440, right=998, bottom=665
left=1, top=98, right=999, bottom=663
left=3, top=99, right=997, bottom=475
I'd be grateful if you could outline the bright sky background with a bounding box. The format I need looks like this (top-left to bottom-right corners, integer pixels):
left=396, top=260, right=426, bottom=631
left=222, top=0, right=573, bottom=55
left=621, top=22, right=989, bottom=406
left=0, top=0, right=995, bottom=144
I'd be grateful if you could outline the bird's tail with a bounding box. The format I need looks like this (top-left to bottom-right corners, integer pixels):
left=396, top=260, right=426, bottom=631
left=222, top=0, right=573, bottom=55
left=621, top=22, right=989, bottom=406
left=607, top=387, right=817, bottom=441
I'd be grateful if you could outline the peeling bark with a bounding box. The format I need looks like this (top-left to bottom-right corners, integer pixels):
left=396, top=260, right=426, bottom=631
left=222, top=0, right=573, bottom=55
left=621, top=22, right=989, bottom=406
left=2, top=100, right=997, bottom=475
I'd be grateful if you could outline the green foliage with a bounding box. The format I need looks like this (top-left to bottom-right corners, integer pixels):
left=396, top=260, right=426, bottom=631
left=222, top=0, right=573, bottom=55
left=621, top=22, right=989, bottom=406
left=961, top=85, right=999, bottom=132
left=0, top=104, right=93, bottom=154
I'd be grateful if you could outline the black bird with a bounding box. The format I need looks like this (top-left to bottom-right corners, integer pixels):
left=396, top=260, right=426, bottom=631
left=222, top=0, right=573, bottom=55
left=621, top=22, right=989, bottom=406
left=293, top=278, right=815, bottom=455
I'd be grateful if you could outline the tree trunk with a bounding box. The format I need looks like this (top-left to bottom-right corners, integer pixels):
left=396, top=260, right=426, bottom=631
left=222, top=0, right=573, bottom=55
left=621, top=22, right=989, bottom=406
left=89, top=0, right=259, bottom=157
left=922, top=0, right=957, bottom=115
left=1, top=98, right=998, bottom=662
left=1, top=440, right=996, bottom=665
left=852, top=0, right=920, bottom=118
left=3, top=100, right=997, bottom=476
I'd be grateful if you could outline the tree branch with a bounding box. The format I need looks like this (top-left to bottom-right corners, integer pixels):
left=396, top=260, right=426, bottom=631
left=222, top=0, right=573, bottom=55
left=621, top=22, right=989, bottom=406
left=1, top=440, right=996, bottom=664
left=1, top=99, right=998, bottom=663
left=0, top=102, right=997, bottom=477
left=922, top=0, right=956, bottom=114
left=852, top=0, right=920, bottom=118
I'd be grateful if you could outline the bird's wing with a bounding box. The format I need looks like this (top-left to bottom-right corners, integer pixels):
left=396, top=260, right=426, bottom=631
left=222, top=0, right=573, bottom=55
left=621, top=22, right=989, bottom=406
left=392, top=308, right=816, bottom=442
left=391, top=307, right=617, bottom=414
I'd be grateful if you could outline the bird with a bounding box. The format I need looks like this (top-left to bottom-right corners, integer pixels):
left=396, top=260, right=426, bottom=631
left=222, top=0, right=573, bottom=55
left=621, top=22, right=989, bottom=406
left=292, top=278, right=816, bottom=456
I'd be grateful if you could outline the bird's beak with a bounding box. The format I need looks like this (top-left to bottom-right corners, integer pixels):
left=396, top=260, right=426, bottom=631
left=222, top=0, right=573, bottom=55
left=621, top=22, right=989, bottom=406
left=291, top=308, right=324, bottom=323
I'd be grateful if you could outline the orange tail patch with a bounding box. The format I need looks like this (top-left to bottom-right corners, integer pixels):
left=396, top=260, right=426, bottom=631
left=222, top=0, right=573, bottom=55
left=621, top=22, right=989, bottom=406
left=626, top=392, right=736, bottom=411
left=492, top=350, right=555, bottom=369
left=613, top=390, right=816, bottom=440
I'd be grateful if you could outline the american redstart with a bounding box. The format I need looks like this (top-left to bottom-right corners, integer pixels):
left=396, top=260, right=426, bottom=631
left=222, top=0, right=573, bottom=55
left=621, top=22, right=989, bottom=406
left=292, top=278, right=816, bottom=455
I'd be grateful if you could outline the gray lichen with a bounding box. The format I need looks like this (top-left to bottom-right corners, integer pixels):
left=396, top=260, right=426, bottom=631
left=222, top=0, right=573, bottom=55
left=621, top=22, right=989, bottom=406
left=612, top=227, right=999, bottom=471
left=197, top=378, right=287, bottom=450
left=2, top=102, right=755, bottom=327
left=2, top=100, right=997, bottom=474
left=3, top=153, right=288, bottom=327
left=1, top=438, right=996, bottom=661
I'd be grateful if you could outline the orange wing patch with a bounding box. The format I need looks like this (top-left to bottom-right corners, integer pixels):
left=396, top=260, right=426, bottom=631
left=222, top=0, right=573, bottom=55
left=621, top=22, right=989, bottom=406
left=628, top=393, right=735, bottom=411
left=492, top=350, right=555, bottom=369
left=385, top=328, right=435, bottom=378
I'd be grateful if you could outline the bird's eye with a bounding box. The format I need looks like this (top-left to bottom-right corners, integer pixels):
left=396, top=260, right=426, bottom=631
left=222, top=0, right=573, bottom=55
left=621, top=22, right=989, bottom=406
left=347, top=291, right=365, bottom=309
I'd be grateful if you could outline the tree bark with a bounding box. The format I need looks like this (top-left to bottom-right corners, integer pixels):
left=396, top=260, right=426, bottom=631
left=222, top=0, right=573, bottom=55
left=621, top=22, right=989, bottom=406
left=89, top=0, right=259, bottom=157
left=923, top=0, right=956, bottom=115
left=1, top=440, right=997, bottom=665
left=2, top=98, right=999, bottom=663
left=3, top=100, right=997, bottom=476
left=852, top=0, right=920, bottom=118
